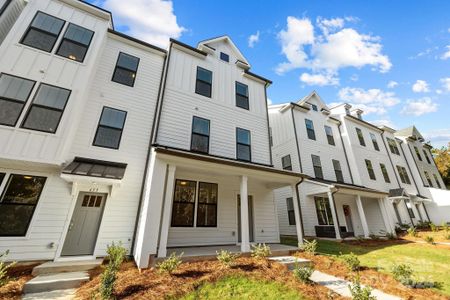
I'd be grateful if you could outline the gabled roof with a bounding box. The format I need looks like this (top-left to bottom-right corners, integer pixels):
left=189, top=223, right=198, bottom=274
left=297, top=91, right=330, bottom=111
left=395, top=126, right=424, bottom=141
left=197, top=35, right=250, bottom=67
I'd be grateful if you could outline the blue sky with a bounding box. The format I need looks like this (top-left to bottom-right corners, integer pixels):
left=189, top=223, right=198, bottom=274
left=90, top=0, right=450, bottom=147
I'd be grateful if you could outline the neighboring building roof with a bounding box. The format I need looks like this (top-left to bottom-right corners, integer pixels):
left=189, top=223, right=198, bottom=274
left=395, top=126, right=424, bottom=141
left=62, top=157, right=127, bottom=180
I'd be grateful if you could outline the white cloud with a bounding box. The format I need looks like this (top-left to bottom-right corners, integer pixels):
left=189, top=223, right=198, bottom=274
left=267, top=98, right=273, bottom=105
left=300, top=72, right=339, bottom=86
left=316, top=17, right=344, bottom=35
left=387, top=80, right=398, bottom=88
left=401, top=97, right=438, bottom=116
left=440, top=77, right=450, bottom=92
left=100, top=0, right=185, bottom=48
left=412, top=80, right=430, bottom=93
left=248, top=31, right=260, bottom=48
left=441, top=46, right=450, bottom=60
left=337, top=87, right=400, bottom=115
left=369, top=119, right=396, bottom=129
left=424, top=128, right=450, bottom=148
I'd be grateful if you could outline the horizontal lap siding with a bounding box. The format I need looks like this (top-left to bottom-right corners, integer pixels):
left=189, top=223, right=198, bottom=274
left=274, top=186, right=297, bottom=236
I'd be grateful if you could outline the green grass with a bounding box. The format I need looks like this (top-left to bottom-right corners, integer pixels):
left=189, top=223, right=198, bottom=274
left=179, top=275, right=305, bottom=300
left=281, top=236, right=450, bottom=296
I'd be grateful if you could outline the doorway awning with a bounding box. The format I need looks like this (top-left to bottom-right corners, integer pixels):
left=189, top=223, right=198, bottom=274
left=62, top=157, right=127, bottom=179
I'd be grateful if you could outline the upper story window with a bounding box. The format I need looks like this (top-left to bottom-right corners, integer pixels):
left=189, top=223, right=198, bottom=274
left=380, top=163, right=391, bottom=183
left=56, top=23, right=94, bottom=63
left=112, top=52, right=140, bottom=87
left=396, top=165, right=411, bottom=184
left=324, top=125, right=335, bottom=146
left=387, top=138, right=400, bottom=155
left=191, top=116, right=210, bottom=154
left=21, top=11, right=65, bottom=52
left=195, top=67, right=212, bottom=98
left=286, top=197, right=296, bottom=225
left=311, top=104, right=318, bottom=111
left=414, top=146, right=422, bottom=161
left=235, top=82, right=249, bottom=110
left=424, top=171, right=433, bottom=187
left=0, top=74, right=35, bottom=127
left=282, top=155, right=292, bottom=171
left=370, top=133, right=380, bottom=151
left=423, top=149, right=431, bottom=164
left=236, top=128, right=251, bottom=161
left=356, top=128, right=365, bottom=146
left=314, top=196, right=334, bottom=225
left=332, top=159, right=343, bottom=182
left=311, top=155, right=323, bottom=179
left=21, top=84, right=71, bottom=133
left=0, top=174, right=47, bottom=236
left=365, top=159, right=376, bottom=180
left=220, top=52, right=229, bottom=62
left=305, top=119, right=316, bottom=140
left=433, top=174, right=442, bottom=189
left=93, top=107, right=127, bottom=149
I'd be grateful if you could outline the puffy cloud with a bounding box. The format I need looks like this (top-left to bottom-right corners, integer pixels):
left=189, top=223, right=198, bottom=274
left=337, top=87, right=400, bottom=115
left=387, top=80, right=398, bottom=88
left=412, top=80, right=430, bottom=93
left=440, top=45, right=450, bottom=60
left=424, top=128, right=450, bottom=147
left=99, top=0, right=185, bottom=48
left=440, top=77, right=450, bottom=92
left=248, top=31, right=260, bottom=48
left=369, top=119, right=396, bottom=129
left=267, top=98, right=273, bottom=105
left=300, top=72, right=339, bottom=86
left=401, top=97, right=438, bottom=116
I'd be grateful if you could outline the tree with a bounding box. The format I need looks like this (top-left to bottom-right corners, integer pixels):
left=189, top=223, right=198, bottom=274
left=432, top=143, right=450, bottom=188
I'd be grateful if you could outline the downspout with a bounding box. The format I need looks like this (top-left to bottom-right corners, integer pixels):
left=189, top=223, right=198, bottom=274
left=264, top=83, right=273, bottom=166
left=337, top=122, right=354, bottom=184
left=381, top=131, right=401, bottom=187
left=330, top=187, right=342, bottom=238
left=422, top=202, right=431, bottom=222
left=294, top=177, right=305, bottom=239
left=291, top=107, right=303, bottom=173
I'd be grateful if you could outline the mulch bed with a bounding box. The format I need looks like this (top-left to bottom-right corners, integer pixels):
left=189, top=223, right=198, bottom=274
left=76, top=257, right=346, bottom=300
left=0, top=263, right=39, bottom=300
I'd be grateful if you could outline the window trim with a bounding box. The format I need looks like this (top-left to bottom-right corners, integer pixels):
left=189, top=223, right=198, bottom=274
left=196, top=181, right=218, bottom=228
left=195, top=66, right=212, bottom=98
left=332, top=159, right=344, bottom=183
left=281, top=154, right=292, bottom=171
left=111, top=52, right=140, bottom=87
left=314, top=196, right=334, bottom=226
left=305, top=119, right=316, bottom=140
left=356, top=128, right=366, bottom=146
left=171, top=179, right=197, bottom=227
left=396, top=165, right=411, bottom=184
left=286, top=197, right=296, bottom=225
left=433, top=174, right=442, bottom=189
left=324, top=125, right=335, bottom=146
left=235, top=81, right=249, bottom=110
left=236, top=127, right=251, bottom=162
left=370, top=133, right=380, bottom=151
left=219, top=52, right=229, bottom=62
left=380, top=163, right=391, bottom=183
left=414, top=146, right=422, bottom=161
left=20, top=83, right=71, bottom=134
left=423, top=149, right=431, bottom=164
left=424, top=171, right=433, bottom=187
left=311, top=154, right=323, bottom=179
left=92, top=106, right=127, bottom=150
left=55, top=23, right=94, bottom=63
left=190, top=116, right=210, bottom=154
left=365, top=159, right=376, bottom=180
left=387, top=138, right=400, bottom=155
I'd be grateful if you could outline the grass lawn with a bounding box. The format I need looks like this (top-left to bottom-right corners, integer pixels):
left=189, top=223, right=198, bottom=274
left=282, top=236, right=450, bottom=296
left=180, top=275, right=305, bottom=300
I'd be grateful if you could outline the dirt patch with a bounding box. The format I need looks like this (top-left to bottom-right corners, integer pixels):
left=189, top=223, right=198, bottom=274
left=0, top=263, right=38, bottom=300
left=76, top=258, right=345, bottom=300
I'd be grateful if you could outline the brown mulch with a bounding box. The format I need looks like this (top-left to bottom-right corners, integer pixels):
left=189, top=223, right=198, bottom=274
left=76, top=257, right=346, bottom=300
left=295, top=252, right=448, bottom=300
left=0, top=263, right=39, bottom=300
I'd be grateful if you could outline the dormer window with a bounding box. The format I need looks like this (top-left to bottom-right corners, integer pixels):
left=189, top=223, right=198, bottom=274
left=311, top=104, right=318, bottom=111
left=220, top=52, right=229, bottom=62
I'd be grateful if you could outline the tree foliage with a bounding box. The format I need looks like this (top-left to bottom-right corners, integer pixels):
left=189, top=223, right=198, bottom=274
left=432, top=143, right=450, bottom=188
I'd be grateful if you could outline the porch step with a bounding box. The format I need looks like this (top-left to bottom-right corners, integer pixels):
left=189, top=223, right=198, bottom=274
left=269, top=256, right=311, bottom=270
left=23, top=271, right=89, bottom=294
left=32, top=259, right=103, bottom=276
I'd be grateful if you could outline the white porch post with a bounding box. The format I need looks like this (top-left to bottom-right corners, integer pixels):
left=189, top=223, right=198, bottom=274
left=327, top=191, right=341, bottom=240
left=378, top=198, right=393, bottom=235
left=291, top=184, right=304, bottom=245
left=240, top=175, right=250, bottom=252
left=157, top=165, right=176, bottom=258
left=356, top=195, right=370, bottom=238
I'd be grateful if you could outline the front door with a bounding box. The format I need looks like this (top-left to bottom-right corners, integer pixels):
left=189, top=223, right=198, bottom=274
left=62, top=193, right=106, bottom=256
left=343, top=205, right=354, bottom=233
left=237, top=195, right=254, bottom=243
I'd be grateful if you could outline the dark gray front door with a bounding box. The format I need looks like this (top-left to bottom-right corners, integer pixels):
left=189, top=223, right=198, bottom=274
left=237, top=195, right=254, bottom=243
left=62, top=193, right=106, bottom=256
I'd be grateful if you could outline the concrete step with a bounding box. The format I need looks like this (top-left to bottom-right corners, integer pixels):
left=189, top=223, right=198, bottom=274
left=32, top=259, right=102, bottom=276
left=23, top=271, right=89, bottom=294
left=22, top=288, right=76, bottom=300
left=269, top=256, right=312, bottom=270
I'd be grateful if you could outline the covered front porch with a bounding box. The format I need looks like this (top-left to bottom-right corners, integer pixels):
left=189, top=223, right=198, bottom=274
left=387, top=189, right=431, bottom=227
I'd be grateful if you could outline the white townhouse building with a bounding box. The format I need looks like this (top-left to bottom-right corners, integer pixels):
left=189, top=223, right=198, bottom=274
left=0, top=0, right=166, bottom=261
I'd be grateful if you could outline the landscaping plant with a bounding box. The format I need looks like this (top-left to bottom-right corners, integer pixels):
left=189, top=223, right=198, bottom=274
left=156, top=252, right=183, bottom=275
left=250, top=243, right=271, bottom=260
left=430, top=223, right=437, bottom=232
left=391, top=263, right=413, bottom=285
left=100, top=242, right=127, bottom=300
left=349, top=275, right=376, bottom=300
left=216, top=250, right=239, bottom=268
left=0, top=250, right=16, bottom=287
left=407, top=227, right=418, bottom=237
left=292, top=261, right=313, bottom=283
left=300, top=239, right=317, bottom=256
left=341, top=252, right=360, bottom=272
left=424, top=235, right=435, bottom=244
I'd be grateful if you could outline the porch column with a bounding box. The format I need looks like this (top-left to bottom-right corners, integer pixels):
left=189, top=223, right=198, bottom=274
left=240, top=175, right=250, bottom=252
left=291, top=184, right=304, bottom=245
left=356, top=195, right=370, bottom=238
left=157, top=165, right=176, bottom=258
left=327, top=191, right=341, bottom=240
left=378, top=198, right=393, bottom=235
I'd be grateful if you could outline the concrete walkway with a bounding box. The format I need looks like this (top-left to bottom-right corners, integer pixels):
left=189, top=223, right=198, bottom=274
left=310, top=270, right=402, bottom=300
left=22, top=289, right=75, bottom=300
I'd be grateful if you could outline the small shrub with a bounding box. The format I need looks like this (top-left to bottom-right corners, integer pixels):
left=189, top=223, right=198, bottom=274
left=424, top=236, right=435, bottom=244
left=445, top=233, right=450, bottom=240
left=300, top=239, right=317, bottom=256
left=349, top=275, right=376, bottom=300
left=407, top=227, right=418, bottom=237
left=100, top=242, right=127, bottom=300
left=386, top=232, right=396, bottom=240
left=341, top=252, right=360, bottom=272
left=416, top=220, right=431, bottom=230
left=430, top=223, right=437, bottom=232
left=0, top=250, right=16, bottom=287
left=251, top=243, right=271, bottom=260
left=392, top=263, right=413, bottom=284
left=156, top=252, right=183, bottom=275
left=369, top=234, right=380, bottom=240
left=216, top=250, right=239, bottom=268
left=292, top=262, right=313, bottom=283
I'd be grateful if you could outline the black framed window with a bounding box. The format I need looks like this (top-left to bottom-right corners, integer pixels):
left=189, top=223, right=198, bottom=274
left=56, top=23, right=94, bottom=62
left=414, top=146, right=422, bottom=161
left=305, top=119, right=315, bottom=140
left=0, top=74, right=35, bottom=127
left=281, top=155, right=292, bottom=171
left=93, top=107, right=127, bottom=149
left=195, top=67, right=212, bottom=97
left=286, top=197, right=296, bottom=225
left=0, top=173, right=4, bottom=186
left=235, top=81, right=249, bottom=110
left=311, top=104, right=318, bottom=111
left=387, top=138, right=400, bottom=155
left=324, top=125, right=335, bottom=145
left=314, top=196, right=334, bottom=225
left=220, top=52, right=229, bottom=62
left=365, top=159, right=376, bottom=180
left=311, top=154, right=323, bottom=179
left=380, top=163, right=390, bottom=183
left=191, top=116, right=210, bottom=153
left=20, top=11, right=65, bottom=52
left=196, top=182, right=218, bottom=227
left=433, top=174, right=442, bottom=189
left=370, top=133, right=380, bottom=151
left=171, top=180, right=196, bottom=227
left=356, top=128, right=365, bottom=146
left=236, top=128, right=251, bottom=161
left=21, top=84, right=71, bottom=133
left=332, top=159, right=344, bottom=182
left=0, top=174, right=46, bottom=236
left=423, top=150, right=431, bottom=164
left=396, top=165, right=411, bottom=184
left=424, top=171, right=433, bottom=187
left=112, top=52, right=140, bottom=87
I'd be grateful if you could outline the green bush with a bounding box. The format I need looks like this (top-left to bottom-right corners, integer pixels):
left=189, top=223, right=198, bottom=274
left=386, top=232, right=396, bottom=240
left=445, top=233, right=450, bottom=240
left=416, top=220, right=431, bottom=230
left=349, top=275, right=376, bottom=300
left=216, top=250, right=239, bottom=268
left=424, top=236, right=435, bottom=244
left=292, top=262, right=313, bottom=283
left=430, top=223, right=437, bottom=232
left=300, top=239, right=317, bottom=256
left=441, top=222, right=449, bottom=232
left=0, top=250, right=16, bottom=287
left=157, top=252, right=183, bottom=275
left=391, top=263, right=413, bottom=284
left=100, top=242, right=127, bottom=299
left=250, top=243, right=271, bottom=260
left=407, top=227, right=418, bottom=237
left=341, top=252, right=360, bottom=272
